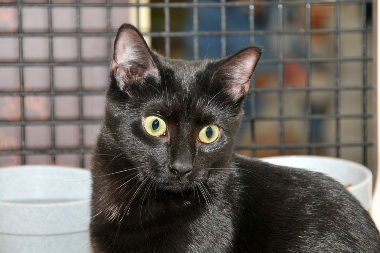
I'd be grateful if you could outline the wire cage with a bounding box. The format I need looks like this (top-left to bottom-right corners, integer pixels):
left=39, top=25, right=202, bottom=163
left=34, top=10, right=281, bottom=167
left=0, top=0, right=374, bottom=176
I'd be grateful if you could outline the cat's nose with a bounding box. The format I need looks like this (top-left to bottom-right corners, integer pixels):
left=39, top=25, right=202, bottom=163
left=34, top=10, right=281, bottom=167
left=169, top=163, right=192, bottom=178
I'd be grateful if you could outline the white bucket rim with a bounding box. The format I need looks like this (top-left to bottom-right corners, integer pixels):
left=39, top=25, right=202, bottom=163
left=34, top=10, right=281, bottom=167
left=0, top=165, right=91, bottom=207
left=261, top=155, right=372, bottom=192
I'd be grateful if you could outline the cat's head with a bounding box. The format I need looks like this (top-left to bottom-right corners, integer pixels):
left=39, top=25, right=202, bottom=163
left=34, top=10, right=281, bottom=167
left=99, top=24, right=260, bottom=192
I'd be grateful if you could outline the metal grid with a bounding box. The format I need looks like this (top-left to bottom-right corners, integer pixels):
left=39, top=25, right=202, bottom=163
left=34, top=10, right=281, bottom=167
left=0, top=0, right=374, bottom=173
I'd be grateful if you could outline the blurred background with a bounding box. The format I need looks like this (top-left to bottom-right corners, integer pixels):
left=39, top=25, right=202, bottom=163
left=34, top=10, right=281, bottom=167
left=0, top=0, right=374, bottom=175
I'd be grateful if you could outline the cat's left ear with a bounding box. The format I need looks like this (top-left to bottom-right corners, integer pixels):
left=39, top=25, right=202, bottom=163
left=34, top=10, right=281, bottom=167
left=212, top=47, right=261, bottom=101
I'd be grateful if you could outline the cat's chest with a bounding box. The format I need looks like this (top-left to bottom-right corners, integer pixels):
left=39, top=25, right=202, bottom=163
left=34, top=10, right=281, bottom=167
left=119, top=199, right=234, bottom=253
left=186, top=205, right=235, bottom=253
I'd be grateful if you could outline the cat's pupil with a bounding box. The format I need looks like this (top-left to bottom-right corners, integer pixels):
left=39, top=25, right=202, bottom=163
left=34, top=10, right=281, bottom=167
left=152, top=119, right=159, bottom=130
left=206, top=126, right=213, bottom=139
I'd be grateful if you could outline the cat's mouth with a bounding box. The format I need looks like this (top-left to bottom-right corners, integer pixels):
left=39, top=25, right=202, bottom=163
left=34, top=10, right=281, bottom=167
left=148, top=176, right=196, bottom=192
left=158, top=180, right=193, bottom=192
left=144, top=168, right=209, bottom=193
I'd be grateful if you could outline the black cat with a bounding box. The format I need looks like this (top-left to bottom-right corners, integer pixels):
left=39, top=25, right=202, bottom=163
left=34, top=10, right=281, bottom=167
left=90, top=24, right=380, bottom=253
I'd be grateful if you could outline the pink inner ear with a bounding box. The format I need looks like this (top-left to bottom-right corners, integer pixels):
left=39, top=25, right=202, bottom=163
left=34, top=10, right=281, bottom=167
left=112, top=25, right=158, bottom=72
left=215, top=47, right=261, bottom=101
left=110, top=25, right=160, bottom=92
left=113, top=29, right=146, bottom=66
left=242, top=80, right=250, bottom=94
left=228, top=80, right=250, bottom=101
left=110, top=59, right=118, bottom=72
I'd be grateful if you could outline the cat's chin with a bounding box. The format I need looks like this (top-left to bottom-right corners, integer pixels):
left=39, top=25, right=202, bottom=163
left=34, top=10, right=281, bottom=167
left=157, top=181, right=194, bottom=193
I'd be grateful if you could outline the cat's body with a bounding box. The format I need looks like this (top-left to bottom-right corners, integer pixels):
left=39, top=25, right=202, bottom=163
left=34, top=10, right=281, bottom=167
left=91, top=24, right=380, bottom=252
left=91, top=154, right=380, bottom=253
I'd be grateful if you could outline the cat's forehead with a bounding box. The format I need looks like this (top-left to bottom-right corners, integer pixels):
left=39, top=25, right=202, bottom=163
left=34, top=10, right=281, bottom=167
left=142, top=57, right=222, bottom=121
left=160, top=57, right=210, bottom=91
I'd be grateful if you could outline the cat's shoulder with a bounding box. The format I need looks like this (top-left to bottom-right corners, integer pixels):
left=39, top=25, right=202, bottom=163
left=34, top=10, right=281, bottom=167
left=231, top=154, right=380, bottom=252
left=232, top=153, right=340, bottom=189
left=231, top=153, right=364, bottom=211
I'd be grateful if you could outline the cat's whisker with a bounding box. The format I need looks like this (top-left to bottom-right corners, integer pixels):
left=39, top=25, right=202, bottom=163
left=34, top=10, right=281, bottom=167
left=147, top=181, right=156, bottom=218
left=204, top=167, right=254, bottom=173
left=202, top=187, right=212, bottom=208
left=200, top=182, right=214, bottom=208
left=91, top=152, right=120, bottom=157
left=139, top=179, right=154, bottom=221
left=179, top=184, right=186, bottom=201
left=206, top=187, right=215, bottom=207
left=92, top=151, right=123, bottom=160
left=139, top=179, right=152, bottom=209
left=202, top=182, right=216, bottom=207
left=194, top=183, right=203, bottom=205
left=204, top=167, right=230, bottom=170
left=197, top=182, right=211, bottom=208
left=93, top=166, right=143, bottom=178
left=114, top=173, right=141, bottom=192
left=141, top=180, right=152, bottom=206
left=193, top=184, right=202, bottom=205
left=206, top=90, right=223, bottom=107
left=111, top=178, right=144, bottom=249
left=91, top=209, right=103, bottom=219
left=106, top=175, right=131, bottom=192
left=147, top=81, right=161, bottom=94
left=115, top=179, right=141, bottom=222
left=101, top=152, right=125, bottom=172
left=124, top=177, right=150, bottom=217
left=101, top=173, right=140, bottom=202
left=165, top=85, right=169, bottom=104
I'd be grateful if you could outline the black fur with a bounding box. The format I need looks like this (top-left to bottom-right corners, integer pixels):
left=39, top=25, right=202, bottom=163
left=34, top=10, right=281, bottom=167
left=91, top=24, right=380, bottom=253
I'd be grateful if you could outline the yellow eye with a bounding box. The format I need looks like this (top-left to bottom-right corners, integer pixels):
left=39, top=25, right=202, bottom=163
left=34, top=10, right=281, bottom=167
left=143, top=116, right=167, bottom=137
left=198, top=124, right=220, bottom=144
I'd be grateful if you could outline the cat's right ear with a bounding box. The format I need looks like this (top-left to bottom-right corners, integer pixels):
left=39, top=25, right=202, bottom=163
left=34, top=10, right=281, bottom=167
left=110, top=24, right=159, bottom=91
left=211, top=47, right=261, bottom=102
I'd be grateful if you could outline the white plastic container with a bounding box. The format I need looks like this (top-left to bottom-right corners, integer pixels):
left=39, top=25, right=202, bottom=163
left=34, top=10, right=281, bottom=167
left=0, top=166, right=92, bottom=253
left=261, top=156, right=373, bottom=210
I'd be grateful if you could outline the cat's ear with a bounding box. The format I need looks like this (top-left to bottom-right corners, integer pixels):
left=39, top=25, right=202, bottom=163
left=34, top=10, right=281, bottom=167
left=110, top=24, right=159, bottom=91
left=212, top=47, right=261, bottom=101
